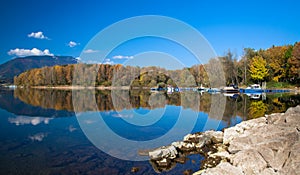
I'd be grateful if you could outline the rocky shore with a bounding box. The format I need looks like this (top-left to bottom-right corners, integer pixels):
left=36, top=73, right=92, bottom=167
left=147, top=105, right=300, bottom=175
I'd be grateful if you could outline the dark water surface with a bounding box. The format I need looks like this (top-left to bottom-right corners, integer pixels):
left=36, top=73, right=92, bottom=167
left=0, top=88, right=299, bottom=175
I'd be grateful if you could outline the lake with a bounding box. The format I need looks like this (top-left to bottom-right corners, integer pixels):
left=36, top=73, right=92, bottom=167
left=0, top=88, right=299, bottom=174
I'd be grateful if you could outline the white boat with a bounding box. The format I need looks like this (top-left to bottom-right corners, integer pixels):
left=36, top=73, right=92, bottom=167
left=167, top=86, right=174, bottom=93
left=241, top=84, right=263, bottom=93
left=7, top=85, right=17, bottom=89
left=221, top=84, right=239, bottom=93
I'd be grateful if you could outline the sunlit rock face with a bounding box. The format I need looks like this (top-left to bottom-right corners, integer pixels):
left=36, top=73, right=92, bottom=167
left=201, top=105, right=300, bottom=175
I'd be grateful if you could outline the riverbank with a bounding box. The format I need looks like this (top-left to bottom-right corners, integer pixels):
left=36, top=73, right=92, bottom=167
left=147, top=105, right=300, bottom=174
left=3, top=85, right=300, bottom=94
left=30, top=86, right=131, bottom=90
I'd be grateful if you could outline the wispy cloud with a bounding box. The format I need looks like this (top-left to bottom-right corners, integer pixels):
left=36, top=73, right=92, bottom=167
left=83, top=49, right=99, bottom=53
left=8, top=116, right=52, bottom=126
left=75, top=57, right=81, bottom=62
left=112, top=113, right=133, bottom=118
left=103, top=58, right=114, bottom=64
left=68, top=41, right=80, bottom=48
left=8, top=48, right=53, bottom=57
left=85, top=58, right=114, bottom=64
left=112, top=55, right=134, bottom=59
left=28, top=31, right=49, bottom=40
left=84, top=119, right=96, bottom=124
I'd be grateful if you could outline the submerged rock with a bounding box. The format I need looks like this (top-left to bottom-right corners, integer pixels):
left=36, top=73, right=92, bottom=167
left=131, top=167, right=139, bottom=173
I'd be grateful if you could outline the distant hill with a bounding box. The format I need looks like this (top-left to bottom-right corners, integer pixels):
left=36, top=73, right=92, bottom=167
left=0, top=55, right=78, bottom=83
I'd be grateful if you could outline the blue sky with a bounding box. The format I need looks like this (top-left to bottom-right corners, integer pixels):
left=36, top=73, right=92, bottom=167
left=0, top=0, right=299, bottom=66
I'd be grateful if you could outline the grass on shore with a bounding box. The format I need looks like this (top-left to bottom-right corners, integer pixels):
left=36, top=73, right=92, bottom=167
left=266, top=81, right=298, bottom=89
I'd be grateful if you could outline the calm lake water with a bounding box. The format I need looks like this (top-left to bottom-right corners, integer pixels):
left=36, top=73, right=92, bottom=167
left=0, top=88, right=299, bottom=175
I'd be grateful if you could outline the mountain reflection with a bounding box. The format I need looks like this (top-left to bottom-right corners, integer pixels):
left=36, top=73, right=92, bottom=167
left=0, top=88, right=297, bottom=120
left=0, top=89, right=74, bottom=117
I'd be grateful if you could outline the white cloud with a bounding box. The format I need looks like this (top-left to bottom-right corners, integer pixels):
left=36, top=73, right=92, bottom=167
left=84, top=119, right=96, bottom=124
left=75, top=57, right=81, bottom=62
left=83, top=49, right=99, bottom=53
left=29, top=133, right=47, bottom=142
left=28, top=31, right=49, bottom=40
left=112, top=55, right=134, bottom=59
left=8, top=48, right=54, bottom=57
left=68, top=41, right=80, bottom=48
left=8, top=116, right=53, bottom=126
left=112, top=113, right=133, bottom=118
left=85, top=60, right=102, bottom=64
left=103, top=58, right=114, bottom=65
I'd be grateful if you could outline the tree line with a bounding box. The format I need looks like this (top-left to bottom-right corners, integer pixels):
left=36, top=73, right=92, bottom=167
left=14, top=42, right=300, bottom=87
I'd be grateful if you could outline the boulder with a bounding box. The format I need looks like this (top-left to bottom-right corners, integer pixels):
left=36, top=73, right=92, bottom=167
left=228, top=123, right=298, bottom=154
left=150, top=106, right=300, bottom=175
left=200, top=162, right=243, bottom=175
left=210, top=151, right=231, bottom=160
left=285, top=105, right=300, bottom=115
left=204, top=130, right=223, bottom=144
left=171, top=141, right=195, bottom=150
left=223, top=117, right=267, bottom=144
left=231, top=149, right=268, bottom=175
left=196, top=134, right=212, bottom=148
left=148, top=145, right=178, bottom=160
left=279, top=141, right=300, bottom=175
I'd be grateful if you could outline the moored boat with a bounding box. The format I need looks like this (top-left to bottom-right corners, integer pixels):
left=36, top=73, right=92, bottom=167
left=240, top=84, right=264, bottom=93
left=221, top=84, right=239, bottom=93
left=207, top=88, right=221, bottom=93
left=198, top=84, right=207, bottom=91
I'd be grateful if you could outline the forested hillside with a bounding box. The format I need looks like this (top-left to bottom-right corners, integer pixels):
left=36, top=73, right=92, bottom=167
left=14, top=42, right=300, bottom=87
left=0, top=55, right=78, bottom=83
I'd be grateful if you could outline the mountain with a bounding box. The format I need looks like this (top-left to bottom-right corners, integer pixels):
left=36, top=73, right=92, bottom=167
left=0, top=55, right=78, bottom=83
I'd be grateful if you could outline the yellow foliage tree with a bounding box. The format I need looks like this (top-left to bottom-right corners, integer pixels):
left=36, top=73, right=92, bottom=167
left=249, top=56, right=269, bottom=83
left=288, top=42, right=300, bottom=83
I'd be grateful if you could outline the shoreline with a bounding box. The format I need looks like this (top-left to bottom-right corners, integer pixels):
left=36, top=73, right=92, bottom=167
left=2, top=85, right=300, bottom=93
left=30, top=86, right=132, bottom=90
left=146, top=105, right=300, bottom=174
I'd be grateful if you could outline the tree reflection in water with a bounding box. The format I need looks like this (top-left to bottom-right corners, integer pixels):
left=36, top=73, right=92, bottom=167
left=11, top=88, right=300, bottom=121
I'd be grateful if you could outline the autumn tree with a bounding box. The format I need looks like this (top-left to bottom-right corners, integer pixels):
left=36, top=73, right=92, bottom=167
left=262, top=46, right=290, bottom=82
left=190, top=64, right=209, bottom=86
left=288, top=42, right=300, bottom=84
left=249, top=55, right=269, bottom=83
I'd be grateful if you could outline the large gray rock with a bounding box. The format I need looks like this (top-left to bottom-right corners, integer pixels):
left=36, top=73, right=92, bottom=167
left=153, top=106, right=300, bottom=175
left=205, top=130, right=224, bottom=144
left=279, top=141, right=300, bottom=175
left=285, top=105, right=300, bottom=115
left=172, top=141, right=195, bottom=150
left=228, top=124, right=298, bottom=154
left=200, top=162, right=244, bottom=175
left=231, top=149, right=268, bottom=175
left=204, top=106, right=300, bottom=175
left=148, top=145, right=178, bottom=160
left=223, top=117, right=267, bottom=144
